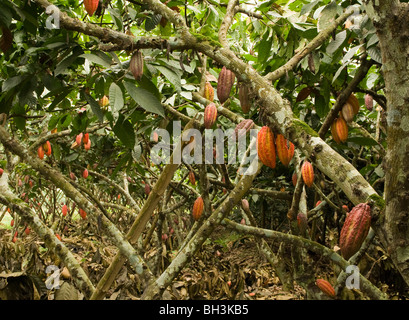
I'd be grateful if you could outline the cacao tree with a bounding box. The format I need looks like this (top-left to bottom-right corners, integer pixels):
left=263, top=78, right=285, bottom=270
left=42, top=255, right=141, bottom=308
left=0, top=0, right=406, bottom=300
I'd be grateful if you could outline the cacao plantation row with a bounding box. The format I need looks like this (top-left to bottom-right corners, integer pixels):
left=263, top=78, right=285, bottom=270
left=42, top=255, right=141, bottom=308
left=0, top=0, right=406, bottom=305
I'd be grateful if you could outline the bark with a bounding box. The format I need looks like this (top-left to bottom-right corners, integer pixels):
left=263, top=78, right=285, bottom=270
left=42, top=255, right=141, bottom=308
left=364, top=0, right=409, bottom=286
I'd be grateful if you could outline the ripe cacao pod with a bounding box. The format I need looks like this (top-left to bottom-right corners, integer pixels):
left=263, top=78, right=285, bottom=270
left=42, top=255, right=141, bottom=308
left=275, top=134, right=295, bottom=167
left=130, top=51, right=144, bottom=81
left=331, top=117, right=348, bottom=144
left=301, top=161, right=314, bottom=187
left=76, top=133, right=83, bottom=146
left=83, top=169, right=89, bottom=179
left=339, top=203, right=371, bottom=260
left=38, top=146, right=45, bottom=160
left=62, top=204, right=68, bottom=217
left=55, top=233, right=62, bottom=241
left=192, top=196, right=204, bottom=221
left=235, top=119, right=254, bottom=138
left=84, top=139, right=91, bottom=151
left=204, top=103, right=218, bottom=129
left=204, top=81, right=214, bottom=102
left=84, top=0, right=99, bottom=16
left=83, top=133, right=89, bottom=145
left=316, top=279, right=336, bottom=298
left=238, top=83, right=251, bottom=113
left=79, top=208, right=87, bottom=219
left=10, top=219, right=14, bottom=227
left=0, top=168, right=3, bottom=177
left=24, top=227, right=30, bottom=235
left=365, top=94, right=373, bottom=111
left=217, top=66, right=235, bottom=104
left=257, top=126, right=276, bottom=169
left=188, top=171, right=196, bottom=185
left=341, top=94, right=360, bottom=122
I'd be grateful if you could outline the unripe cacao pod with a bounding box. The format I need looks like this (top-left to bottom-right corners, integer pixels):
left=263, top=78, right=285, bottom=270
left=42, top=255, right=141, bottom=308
left=192, top=196, right=204, bottom=221
left=331, top=117, right=348, bottom=144
left=217, top=66, right=235, bottom=104
left=316, top=279, right=336, bottom=298
left=301, top=161, right=314, bottom=187
left=275, top=134, right=295, bottom=167
left=257, top=126, right=276, bottom=169
left=235, top=119, right=254, bottom=138
left=188, top=171, right=196, bottom=185
left=204, top=81, right=214, bottom=102
left=84, top=0, right=99, bottom=16
left=204, top=103, right=218, bottom=129
left=238, top=83, right=251, bottom=113
left=365, top=94, right=373, bottom=111
left=38, top=146, right=45, bottom=160
left=130, top=51, right=144, bottom=81
left=99, top=95, right=109, bottom=107
left=339, top=203, right=371, bottom=260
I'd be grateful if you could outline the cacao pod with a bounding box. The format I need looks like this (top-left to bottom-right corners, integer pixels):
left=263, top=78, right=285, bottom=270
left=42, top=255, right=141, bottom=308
left=204, top=103, right=218, bottom=129
left=10, top=219, right=14, bottom=227
left=217, top=66, right=235, bottom=104
left=99, top=95, right=109, bottom=107
left=339, top=203, right=371, bottom=260
left=296, top=87, right=311, bottom=102
left=241, top=199, right=250, bottom=212
left=292, top=172, right=297, bottom=187
left=204, top=81, right=214, bottom=102
left=38, top=146, right=45, bottom=160
left=235, top=119, right=254, bottom=138
left=316, top=279, right=336, bottom=298
left=297, top=212, right=308, bottom=235
left=188, top=171, right=196, bottom=185
left=84, top=139, right=91, bottom=151
left=192, top=196, right=204, bottom=221
left=341, top=94, right=360, bottom=122
left=24, top=227, right=30, bottom=235
left=0, top=168, right=3, bottom=177
left=145, top=183, right=151, bottom=196
left=55, top=233, right=62, bottom=241
left=69, top=172, right=76, bottom=181
left=62, top=204, right=68, bottom=217
left=79, top=208, right=87, bottom=219
left=83, top=169, right=89, bottom=179
left=257, top=126, right=276, bottom=169
left=83, top=133, right=89, bottom=145
left=76, top=133, right=83, bottom=146
left=301, top=161, right=314, bottom=187
left=365, top=94, right=373, bottom=111
left=238, top=83, right=251, bottom=113
left=275, top=134, right=295, bottom=167
left=130, top=51, right=144, bottom=81
left=84, top=0, right=99, bottom=16
left=331, top=117, right=348, bottom=144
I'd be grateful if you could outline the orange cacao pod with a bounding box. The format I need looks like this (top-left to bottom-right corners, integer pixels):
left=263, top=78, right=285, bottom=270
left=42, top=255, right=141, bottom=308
left=130, top=51, right=144, bottom=81
left=38, top=146, right=45, bottom=160
left=257, top=126, right=276, bottom=169
left=192, top=196, right=204, bottom=221
left=292, top=172, right=297, bottom=187
left=79, top=208, right=87, bottom=219
left=84, top=0, right=99, bottom=16
left=83, top=133, right=89, bottom=145
left=62, top=204, right=68, bottom=217
left=331, top=117, right=348, bottom=144
left=0, top=168, right=3, bottom=177
left=217, top=66, right=235, bottom=104
left=83, top=169, right=89, bottom=179
left=188, top=171, right=196, bottom=185
left=238, top=83, right=251, bottom=113
left=275, top=134, right=295, bottom=167
left=301, top=161, right=314, bottom=187
left=84, top=139, right=91, bottom=151
left=204, top=103, right=218, bottom=129
left=316, top=279, right=336, bottom=298
left=204, top=81, right=214, bottom=102
left=341, top=94, right=360, bottom=122
left=339, top=203, right=371, bottom=260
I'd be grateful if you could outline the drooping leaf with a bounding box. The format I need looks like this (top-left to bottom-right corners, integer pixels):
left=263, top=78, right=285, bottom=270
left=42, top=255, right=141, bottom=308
left=109, top=82, right=124, bottom=113
left=113, top=114, right=135, bottom=149
left=123, top=80, right=164, bottom=117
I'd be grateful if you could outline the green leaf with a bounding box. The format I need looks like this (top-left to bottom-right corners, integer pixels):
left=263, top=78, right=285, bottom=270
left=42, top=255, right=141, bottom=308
left=318, top=1, right=338, bottom=32
left=145, top=13, right=162, bottom=31
left=13, top=104, right=26, bottom=131
left=109, top=82, right=124, bottom=112
left=257, top=30, right=273, bottom=66
left=54, top=48, right=83, bottom=76
left=108, top=8, right=123, bottom=31
left=314, top=94, right=328, bottom=118
left=154, top=65, right=182, bottom=93
left=84, top=92, right=104, bottom=122
left=348, top=136, right=378, bottom=147
left=80, top=53, right=112, bottom=68
left=2, top=75, right=26, bottom=91
left=367, top=46, right=382, bottom=64
left=123, top=81, right=164, bottom=117
left=326, top=30, right=347, bottom=55
left=113, top=114, right=135, bottom=149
